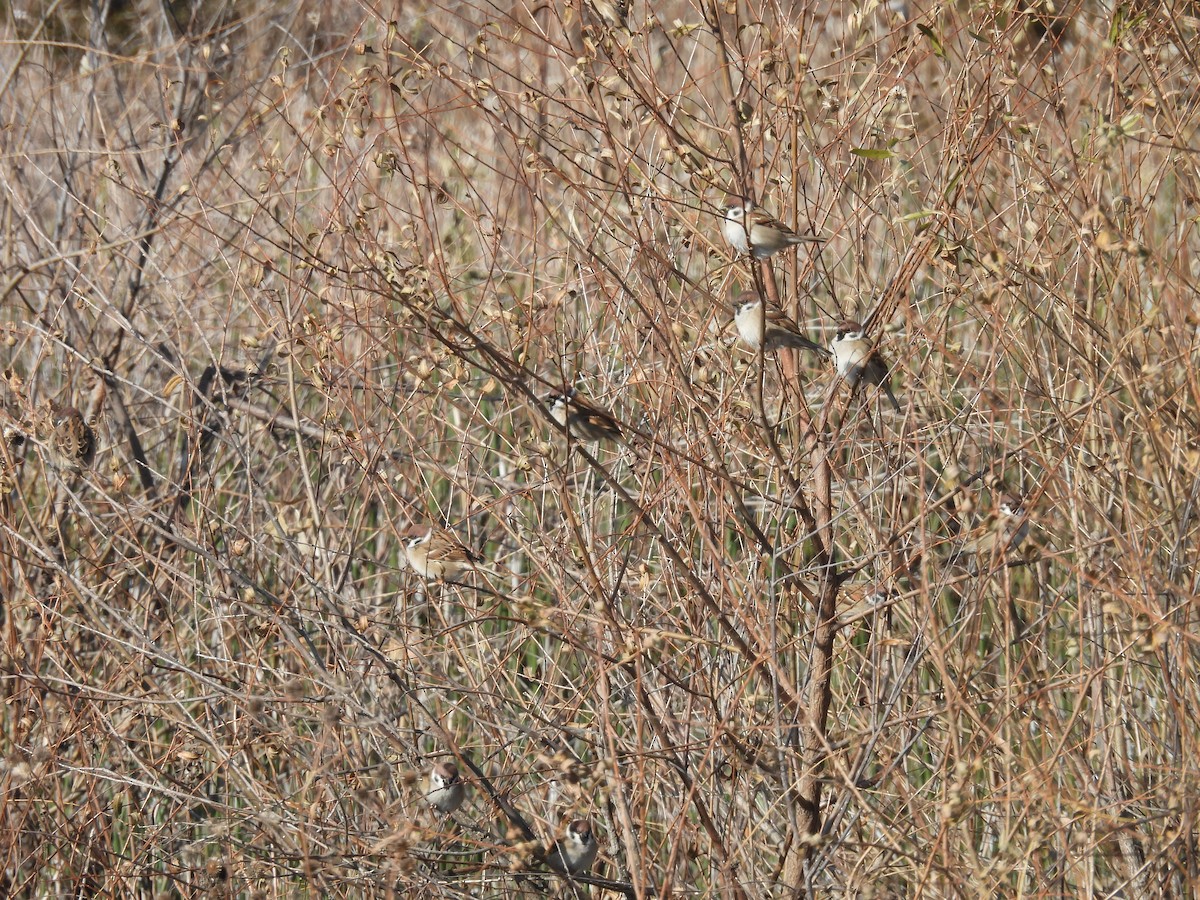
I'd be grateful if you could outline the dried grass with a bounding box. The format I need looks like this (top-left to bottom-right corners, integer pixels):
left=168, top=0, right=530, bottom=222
left=1, top=0, right=1198, bottom=896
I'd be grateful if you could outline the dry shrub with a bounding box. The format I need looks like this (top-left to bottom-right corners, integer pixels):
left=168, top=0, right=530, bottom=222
left=0, top=0, right=1197, bottom=896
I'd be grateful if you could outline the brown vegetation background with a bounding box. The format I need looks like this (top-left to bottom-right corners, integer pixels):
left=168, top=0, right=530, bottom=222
left=1, top=0, right=1198, bottom=896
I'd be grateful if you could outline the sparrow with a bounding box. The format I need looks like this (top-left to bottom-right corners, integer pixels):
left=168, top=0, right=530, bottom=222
left=427, top=761, right=466, bottom=814
left=544, top=818, right=599, bottom=876
left=546, top=389, right=625, bottom=444
left=732, top=292, right=829, bottom=355
left=950, top=495, right=1030, bottom=571
left=837, top=582, right=896, bottom=629
left=47, top=404, right=96, bottom=471
left=585, top=0, right=628, bottom=27
left=829, top=320, right=901, bottom=412
left=404, top=527, right=482, bottom=580
left=722, top=199, right=822, bottom=260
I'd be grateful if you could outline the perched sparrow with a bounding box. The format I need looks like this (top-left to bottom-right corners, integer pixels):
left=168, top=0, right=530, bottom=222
left=547, top=389, right=625, bottom=444
left=427, top=761, right=465, bottom=814
left=722, top=199, right=822, bottom=260
left=837, top=582, right=896, bottom=629
left=950, top=495, right=1030, bottom=571
left=48, top=404, right=96, bottom=471
left=585, top=0, right=628, bottom=27
left=829, top=320, right=901, bottom=412
left=404, top=527, right=481, bottom=580
left=732, top=292, right=828, bottom=355
left=545, top=819, right=599, bottom=876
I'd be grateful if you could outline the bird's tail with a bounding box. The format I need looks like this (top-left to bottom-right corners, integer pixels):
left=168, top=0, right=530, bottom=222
left=770, top=332, right=831, bottom=356
left=883, top=383, right=901, bottom=413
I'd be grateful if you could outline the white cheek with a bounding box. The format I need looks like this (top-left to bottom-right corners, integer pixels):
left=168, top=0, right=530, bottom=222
left=735, top=308, right=762, bottom=344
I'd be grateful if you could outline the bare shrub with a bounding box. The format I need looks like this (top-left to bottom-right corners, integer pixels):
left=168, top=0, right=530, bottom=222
left=1, top=0, right=1198, bottom=896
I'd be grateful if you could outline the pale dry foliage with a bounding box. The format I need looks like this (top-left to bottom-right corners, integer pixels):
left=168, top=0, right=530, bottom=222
left=1, top=0, right=1199, bottom=897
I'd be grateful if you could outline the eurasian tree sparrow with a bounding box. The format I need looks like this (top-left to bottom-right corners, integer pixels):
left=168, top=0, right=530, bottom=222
left=950, top=495, right=1030, bottom=571
left=47, top=404, right=96, bottom=471
left=837, top=582, right=896, bottom=629
left=732, top=292, right=829, bottom=355
left=585, top=0, right=627, bottom=27
left=829, top=320, right=901, bottom=412
left=404, top=527, right=482, bottom=580
left=722, top=199, right=822, bottom=260
left=547, top=389, right=625, bottom=444
left=427, top=761, right=466, bottom=814
left=545, top=818, right=599, bottom=875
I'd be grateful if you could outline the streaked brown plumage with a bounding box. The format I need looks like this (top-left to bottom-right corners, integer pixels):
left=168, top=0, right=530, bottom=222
left=949, top=495, right=1030, bottom=572
left=722, top=199, right=822, bottom=260
left=829, top=320, right=901, bottom=412
left=49, top=404, right=96, bottom=471
left=732, top=292, right=828, bottom=355
left=404, top=527, right=481, bottom=580
left=547, top=389, right=625, bottom=444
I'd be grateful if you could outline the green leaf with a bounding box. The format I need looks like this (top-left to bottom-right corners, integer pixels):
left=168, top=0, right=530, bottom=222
left=851, top=147, right=895, bottom=159
left=916, top=23, right=946, bottom=59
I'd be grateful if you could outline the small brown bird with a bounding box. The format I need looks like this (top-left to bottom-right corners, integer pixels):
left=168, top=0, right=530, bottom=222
left=547, top=389, right=625, bottom=444
left=722, top=199, right=822, bottom=260
left=427, top=761, right=466, bottom=814
left=829, top=320, right=900, bottom=412
left=732, top=292, right=829, bottom=355
left=545, top=818, right=599, bottom=876
left=837, top=582, right=896, bottom=629
left=585, top=0, right=627, bottom=27
left=48, top=404, right=96, bottom=471
left=950, top=495, right=1030, bottom=572
left=404, top=527, right=482, bottom=581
